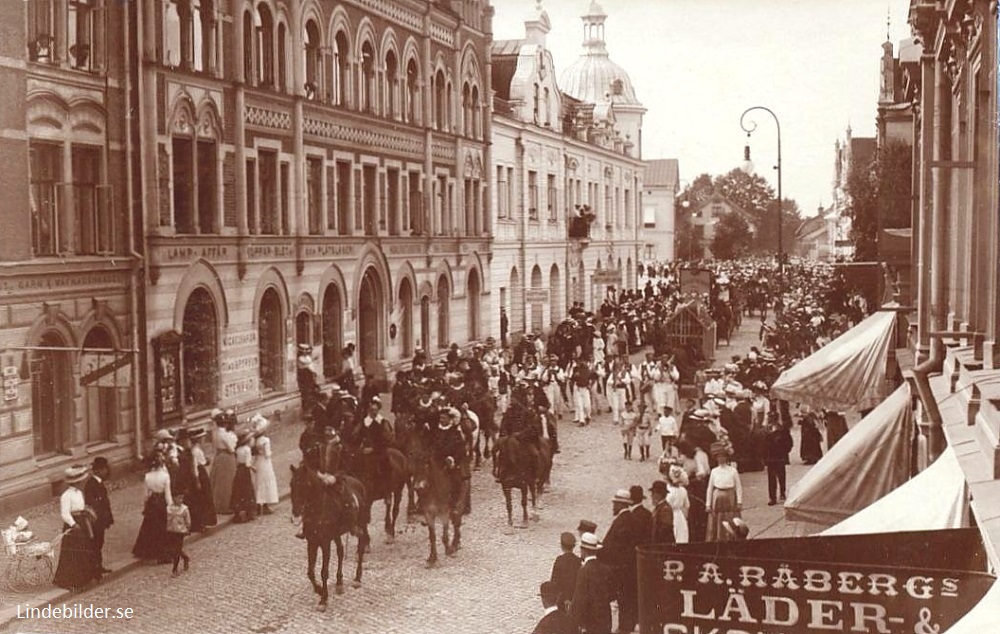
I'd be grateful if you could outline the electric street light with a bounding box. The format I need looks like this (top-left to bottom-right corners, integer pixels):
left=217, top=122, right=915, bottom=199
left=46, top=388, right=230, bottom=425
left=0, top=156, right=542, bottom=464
left=739, top=106, right=782, bottom=291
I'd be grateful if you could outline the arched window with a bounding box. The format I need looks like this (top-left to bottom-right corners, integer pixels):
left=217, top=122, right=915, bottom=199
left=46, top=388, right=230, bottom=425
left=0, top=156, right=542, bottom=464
left=81, top=326, right=117, bottom=444
left=295, top=310, right=312, bottom=346
left=471, top=86, right=481, bottom=138
left=321, top=284, right=342, bottom=380
left=399, top=278, right=414, bottom=358
left=385, top=50, right=398, bottom=119
left=405, top=58, right=419, bottom=124
left=434, top=70, right=446, bottom=130
left=467, top=270, right=480, bottom=341
left=437, top=275, right=450, bottom=349
left=303, top=20, right=321, bottom=99
left=333, top=32, right=349, bottom=106
left=182, top=288, right=219, bottom=411
left=276, top=22, right=287, bottom=92
left=360, top=41, right=376, bottom=113
left=256, top=4, right=274, bottom=87
left=462, top=83, right=471, bottom=137
left=242, top=10, right=255, bottom=83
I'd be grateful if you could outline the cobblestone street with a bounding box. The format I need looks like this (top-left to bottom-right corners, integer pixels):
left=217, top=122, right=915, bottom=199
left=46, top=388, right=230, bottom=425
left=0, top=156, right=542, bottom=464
left=9, top=317, right=813, bottom=634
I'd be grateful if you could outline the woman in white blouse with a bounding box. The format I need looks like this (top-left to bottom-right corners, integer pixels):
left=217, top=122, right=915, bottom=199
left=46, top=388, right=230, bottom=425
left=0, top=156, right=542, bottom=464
left=251, top=415, right=278, bottom=515
left=53, top=465, right=99, bottom=590
left=705, top=445, right=743, bottom=542
left=210, top=410, right=237, bottom=514
left=132, top=452, right=173, bottom=563
left=666, top=465, right=691, bottom=544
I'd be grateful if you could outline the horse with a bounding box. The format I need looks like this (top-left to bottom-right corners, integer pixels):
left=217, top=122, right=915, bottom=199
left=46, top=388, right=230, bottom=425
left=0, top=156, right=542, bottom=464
left=289, top=464, right=370, bottom=608
left=466, top=393, right=498, bottom=470
left=409, top=427, right=467, bottom=566
left=493, top=434, right=538, bottom=527
left=323, top=434, right=410, bottom=542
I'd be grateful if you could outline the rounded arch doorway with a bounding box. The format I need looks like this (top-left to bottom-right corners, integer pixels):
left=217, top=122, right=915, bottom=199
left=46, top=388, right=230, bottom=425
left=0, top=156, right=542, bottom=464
left=31, top=331, right=73, bottom=456
left=182, top=287, right=219, bottom=412
left=358, top=267, right=384, bottom=368
left=398, top=278, right=414, bottom=358
left=466, top=269, right=480, bottom=342
left=258, top=288, right=285, bottom=393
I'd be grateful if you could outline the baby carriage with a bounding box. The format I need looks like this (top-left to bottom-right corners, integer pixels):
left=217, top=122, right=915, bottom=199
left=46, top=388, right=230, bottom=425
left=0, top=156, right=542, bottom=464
left=1, top=517, right=63, bottom=592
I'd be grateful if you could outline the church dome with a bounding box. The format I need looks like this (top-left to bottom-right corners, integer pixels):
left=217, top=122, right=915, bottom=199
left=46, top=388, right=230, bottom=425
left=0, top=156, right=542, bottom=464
left=559, top=1, right=642, bottom=107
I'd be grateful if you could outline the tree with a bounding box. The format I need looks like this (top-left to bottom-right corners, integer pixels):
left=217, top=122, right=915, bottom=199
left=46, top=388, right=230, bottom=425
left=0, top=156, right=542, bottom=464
left=710, top=211, right=754, bottom=260
left=845, top=141, right=912, bottom=261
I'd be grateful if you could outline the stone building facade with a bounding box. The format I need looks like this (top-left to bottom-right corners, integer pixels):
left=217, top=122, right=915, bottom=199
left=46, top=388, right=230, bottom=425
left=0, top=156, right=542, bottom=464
left=137, top=0, right=494, bottom=432
left=0, top=0, right=138, bottom=510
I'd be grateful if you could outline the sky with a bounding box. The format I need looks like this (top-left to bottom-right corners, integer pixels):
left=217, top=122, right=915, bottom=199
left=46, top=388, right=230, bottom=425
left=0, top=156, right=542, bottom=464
left=491, top=0, right=914, bottom=216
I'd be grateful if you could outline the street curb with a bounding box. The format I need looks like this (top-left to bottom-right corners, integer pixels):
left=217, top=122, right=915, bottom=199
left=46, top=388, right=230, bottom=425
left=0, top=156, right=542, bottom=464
left=0, top=485, right=294, bottom=632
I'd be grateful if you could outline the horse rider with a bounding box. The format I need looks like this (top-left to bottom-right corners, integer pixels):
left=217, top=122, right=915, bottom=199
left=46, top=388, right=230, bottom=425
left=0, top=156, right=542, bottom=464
left=352, top=396, right=394, bottom=499
left=433, top=407, right=471, bottom=512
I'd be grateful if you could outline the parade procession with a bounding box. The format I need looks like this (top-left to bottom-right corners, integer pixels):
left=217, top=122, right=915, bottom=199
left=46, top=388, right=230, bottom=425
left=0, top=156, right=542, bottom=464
left=0, top=0, right=998, bottom=633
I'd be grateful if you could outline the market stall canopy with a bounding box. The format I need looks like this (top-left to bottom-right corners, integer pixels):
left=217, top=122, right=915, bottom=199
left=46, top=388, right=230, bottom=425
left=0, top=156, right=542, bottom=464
left=770, top=309, right=896, bottom=411
left=821, top=446, right=966, bottom=536
left=784, top=384, right=912, bottom=525
left=942, top=579, right=1000, bottom=633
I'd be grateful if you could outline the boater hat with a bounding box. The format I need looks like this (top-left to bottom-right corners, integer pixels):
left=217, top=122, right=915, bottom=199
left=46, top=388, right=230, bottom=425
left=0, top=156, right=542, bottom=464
left=579, top=532, right=602, bottom=552
left=64, top=465, right=89, bottom=485
left=612, top=489, right=631, bottom=505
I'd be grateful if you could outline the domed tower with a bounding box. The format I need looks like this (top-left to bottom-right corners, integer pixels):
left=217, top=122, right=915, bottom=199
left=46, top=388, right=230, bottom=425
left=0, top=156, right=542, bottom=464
left=559, top=1, right=646, bottom=158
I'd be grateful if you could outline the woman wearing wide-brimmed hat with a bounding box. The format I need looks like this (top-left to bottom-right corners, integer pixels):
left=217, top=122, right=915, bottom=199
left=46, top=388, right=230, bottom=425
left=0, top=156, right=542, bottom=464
left=705, top=442, right=743, bottom=542
left=250, top=414, right=278, bottom=515
left=53, top=465, right=100, bottom=590
left=210, top=408, right=237, bottom=514
left=132, top=451, right=173, bottom=563
left=185, top=428, right=217, bottom=531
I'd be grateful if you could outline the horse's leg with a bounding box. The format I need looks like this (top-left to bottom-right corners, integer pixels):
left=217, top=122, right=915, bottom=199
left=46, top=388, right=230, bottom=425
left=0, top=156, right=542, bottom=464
left=333, top=535, right=345, bottom=595
left=389, top=485, right=402, bottom=540
left=307, top=540, right=321, bottom=595
left=426, top=512, right=438, bottom=566
left=521, top=485, right=529, bottom=525
left=474, top=432, right=482, bottom=470
left=319, top=540, right=331, bottom=606
left=504, top=485, right=513, bottom=526
left=451, top=511, right=462, bottom=552
left=442, top=514, right=453, bottom=556
left=351, top=526, right=367, bottom=588
left=383, top=494, right=393, bottom=538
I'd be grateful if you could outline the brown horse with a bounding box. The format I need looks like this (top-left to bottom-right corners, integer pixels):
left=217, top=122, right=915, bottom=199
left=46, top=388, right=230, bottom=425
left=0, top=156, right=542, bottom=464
left=289, top=464, right=370, bottom=607
left=322, top=436, right=410, bottom=542
left=494, top=434, right=553, bottom=527
left=409, top=427, right=467, bottom=566
left=467, top=393, right=498, bottom=470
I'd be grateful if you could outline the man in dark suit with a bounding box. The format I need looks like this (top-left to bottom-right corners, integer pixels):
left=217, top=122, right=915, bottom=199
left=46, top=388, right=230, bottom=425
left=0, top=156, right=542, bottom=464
left=534, top=580, right=574, bottom=634
left=649, top=480, right=674, bottom=544
left=570, top=532, right=613, bottom=634
left=550, top=532, right=581, bottom=613
left=84, top=457, right=114, bottom=574
left=598, top=489, right=634, bottom=634
left=619, top=485, right=651, bottom=633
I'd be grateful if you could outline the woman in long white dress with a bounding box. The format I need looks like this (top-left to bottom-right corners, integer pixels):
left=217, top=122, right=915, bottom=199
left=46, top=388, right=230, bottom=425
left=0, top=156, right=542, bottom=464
left=251, top=414, right=279, bottom=515
left=666, top=465, right=690, bottom=544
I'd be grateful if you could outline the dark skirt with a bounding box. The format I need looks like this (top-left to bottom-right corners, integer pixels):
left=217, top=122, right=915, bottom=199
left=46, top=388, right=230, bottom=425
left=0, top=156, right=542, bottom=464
left=706, top=488, right=741, bottom=542
left=189, top=465, right=218, bottom=531
left=132, top=492, right=169, bottom=561
left=211, top=451, right=237, bottom=514
left=53, top=523, right=98, bottom=590
left=230, top=464, right=256, bottom=520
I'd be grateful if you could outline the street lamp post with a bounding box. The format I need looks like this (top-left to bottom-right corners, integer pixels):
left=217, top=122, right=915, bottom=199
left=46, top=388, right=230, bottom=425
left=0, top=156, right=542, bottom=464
left=739, top=106, right=782, bottom=290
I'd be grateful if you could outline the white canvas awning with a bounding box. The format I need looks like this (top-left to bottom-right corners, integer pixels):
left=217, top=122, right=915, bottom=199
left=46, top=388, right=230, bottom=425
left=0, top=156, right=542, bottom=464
left=770, top=310, right=896, bottom=412
left=783, top=384, right=912, bottom=525
left=821, top=447, right=967, bottom=536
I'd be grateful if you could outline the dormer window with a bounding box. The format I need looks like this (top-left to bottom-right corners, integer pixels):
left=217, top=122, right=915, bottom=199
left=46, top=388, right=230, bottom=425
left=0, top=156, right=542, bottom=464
left=611, top=78, right=624, bottom=95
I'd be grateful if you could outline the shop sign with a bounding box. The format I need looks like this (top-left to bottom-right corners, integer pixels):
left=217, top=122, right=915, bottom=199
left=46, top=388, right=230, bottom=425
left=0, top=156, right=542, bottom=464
left=593, top=269, right=623, bottom=284
left=638, top=529, right=994, bottom=634
left=153, top=332, right=183, bottom=426
left=524, top=288, right=549, bottom=303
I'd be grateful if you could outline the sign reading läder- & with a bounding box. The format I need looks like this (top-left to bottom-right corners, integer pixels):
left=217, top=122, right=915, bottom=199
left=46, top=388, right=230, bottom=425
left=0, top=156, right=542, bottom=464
left=637, top=529, right=994, bottom=634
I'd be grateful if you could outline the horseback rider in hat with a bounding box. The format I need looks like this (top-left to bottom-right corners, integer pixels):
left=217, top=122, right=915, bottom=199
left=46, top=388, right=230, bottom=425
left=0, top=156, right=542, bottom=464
left=432, top=407, right=470, bottom=511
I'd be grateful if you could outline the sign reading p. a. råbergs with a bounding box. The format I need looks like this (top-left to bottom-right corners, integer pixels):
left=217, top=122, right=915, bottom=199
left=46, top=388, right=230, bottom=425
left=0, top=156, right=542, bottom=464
left=637, top=529, right=994, bottom=634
